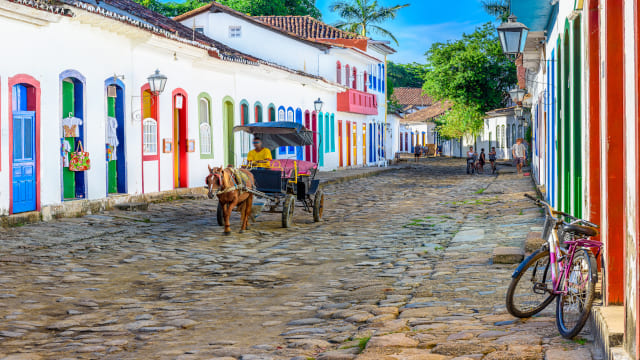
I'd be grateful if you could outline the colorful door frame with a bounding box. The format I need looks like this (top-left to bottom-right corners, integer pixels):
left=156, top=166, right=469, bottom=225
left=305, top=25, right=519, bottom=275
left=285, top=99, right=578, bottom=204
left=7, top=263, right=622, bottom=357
left=362, top=123, right=367, bottom=165
left=296, top=108, right=303, bottom=160
left=602, top=0, right=625, bottom=305
left=312, top=112, right=318, bottom=163
left=304, top=111, right=311, bottom=161
left=338, top=120, right=343, bottom=167
left=318, top=112, right=324, bottom=167
left=352, top=123, right=358, bottom=166
left=172, top=89, right=189, bottom=188
left=59, top=70, right=87, bottom=201
left=346, top=121, right=351, bottom=166
left=223, top=96, right=235, bottom=167
left=140, top=83, right=157, bottom=194
left=8, top=74, right=41, bottom=214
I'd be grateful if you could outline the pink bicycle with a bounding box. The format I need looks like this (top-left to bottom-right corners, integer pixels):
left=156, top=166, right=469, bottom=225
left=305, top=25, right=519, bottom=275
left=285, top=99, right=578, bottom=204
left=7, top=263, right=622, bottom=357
left=505, top=194, right=601, bottom=338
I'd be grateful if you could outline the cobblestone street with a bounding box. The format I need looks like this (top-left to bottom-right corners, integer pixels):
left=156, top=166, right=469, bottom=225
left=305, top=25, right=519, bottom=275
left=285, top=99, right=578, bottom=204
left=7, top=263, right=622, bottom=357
left=0, top=159, right=594, bottom=360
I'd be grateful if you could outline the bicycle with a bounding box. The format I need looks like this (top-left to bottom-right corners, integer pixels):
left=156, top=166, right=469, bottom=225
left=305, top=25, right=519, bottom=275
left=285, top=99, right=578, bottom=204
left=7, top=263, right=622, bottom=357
left=505, top=194, right=601, bottom=338
left=466, top=158, right=476, bottom=174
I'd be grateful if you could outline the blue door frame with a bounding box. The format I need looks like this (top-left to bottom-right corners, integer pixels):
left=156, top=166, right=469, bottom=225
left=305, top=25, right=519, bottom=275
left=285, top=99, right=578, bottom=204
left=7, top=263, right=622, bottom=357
left=12, top=111, right=37, bottom=213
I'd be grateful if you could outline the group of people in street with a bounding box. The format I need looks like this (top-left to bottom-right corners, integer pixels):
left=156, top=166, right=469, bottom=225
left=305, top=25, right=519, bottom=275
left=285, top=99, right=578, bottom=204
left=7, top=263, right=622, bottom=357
left=465, top=137, right=528, bottom=175
left=413, top=144, right=433, bottom=162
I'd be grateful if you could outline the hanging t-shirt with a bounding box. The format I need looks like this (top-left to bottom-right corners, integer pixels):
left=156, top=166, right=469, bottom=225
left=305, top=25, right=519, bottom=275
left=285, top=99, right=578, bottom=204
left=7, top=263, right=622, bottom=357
left=62, top=116, right=82, bottom=137
left=61, top=139, right=71, bottom=167
left=106, top=116, right=119, bottom=160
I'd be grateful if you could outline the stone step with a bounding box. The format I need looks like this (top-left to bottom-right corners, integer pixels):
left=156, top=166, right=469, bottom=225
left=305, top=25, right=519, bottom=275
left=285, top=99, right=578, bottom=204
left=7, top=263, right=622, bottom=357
left=114, top=202, right=149, bottom=211
left=492, top=246, right=525, bottom=264
left=588, top=305, right=630, bottom=360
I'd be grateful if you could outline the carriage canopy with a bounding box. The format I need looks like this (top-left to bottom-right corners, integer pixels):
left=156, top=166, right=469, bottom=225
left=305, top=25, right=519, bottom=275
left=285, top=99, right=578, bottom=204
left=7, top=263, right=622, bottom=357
left=233, top=121, right=314, bottom=149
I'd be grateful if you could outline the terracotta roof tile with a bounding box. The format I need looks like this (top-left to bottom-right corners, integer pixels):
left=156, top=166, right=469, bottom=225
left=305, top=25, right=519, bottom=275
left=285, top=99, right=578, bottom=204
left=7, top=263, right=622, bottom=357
left=254, top=15, right=365, bottom=40
left=392, top=88, right=433, bottom=106
left=402, top=101, right=452, bottom=123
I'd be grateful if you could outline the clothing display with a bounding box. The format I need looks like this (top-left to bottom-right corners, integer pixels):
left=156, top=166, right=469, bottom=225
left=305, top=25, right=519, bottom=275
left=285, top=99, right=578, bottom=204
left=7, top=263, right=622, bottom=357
left=62, top=116, right=82, bottom=137
left=61, top=139, right=71, bottom=167
left=106, top=116, right=119, bottom=161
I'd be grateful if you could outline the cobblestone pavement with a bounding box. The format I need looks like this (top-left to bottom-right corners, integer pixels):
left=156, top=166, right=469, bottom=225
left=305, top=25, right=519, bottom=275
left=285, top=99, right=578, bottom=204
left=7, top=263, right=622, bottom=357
left=0, top=158, right=595, bottom=360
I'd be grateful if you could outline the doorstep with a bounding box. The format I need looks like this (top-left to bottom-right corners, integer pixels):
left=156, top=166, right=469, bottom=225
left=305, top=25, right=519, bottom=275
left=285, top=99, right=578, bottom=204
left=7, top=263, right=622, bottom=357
left=0, top=187, right=208, bottom=228
left=589, top=305, right=632, bottom=360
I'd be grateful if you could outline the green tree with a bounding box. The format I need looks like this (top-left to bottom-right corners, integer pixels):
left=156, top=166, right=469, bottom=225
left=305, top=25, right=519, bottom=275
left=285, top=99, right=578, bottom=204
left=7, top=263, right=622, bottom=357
left=330, top=0, right=409, bottom=45
left=133, top=0, right=322, bottom=19
left=423, top=23, right=516, bottom=139
left=387, top=61, right=427, bottom=88
left=481, top=0, right=509, bottom=22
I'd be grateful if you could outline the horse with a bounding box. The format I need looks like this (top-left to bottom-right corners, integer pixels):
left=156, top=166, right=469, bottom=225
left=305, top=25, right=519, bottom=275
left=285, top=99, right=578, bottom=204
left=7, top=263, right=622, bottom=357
left=206, top=165, right=255, bottom=235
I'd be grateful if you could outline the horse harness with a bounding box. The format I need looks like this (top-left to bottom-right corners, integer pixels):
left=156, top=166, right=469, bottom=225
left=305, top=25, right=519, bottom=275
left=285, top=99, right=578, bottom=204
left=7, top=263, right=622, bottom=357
left=210, top=168, right=252, bottom=197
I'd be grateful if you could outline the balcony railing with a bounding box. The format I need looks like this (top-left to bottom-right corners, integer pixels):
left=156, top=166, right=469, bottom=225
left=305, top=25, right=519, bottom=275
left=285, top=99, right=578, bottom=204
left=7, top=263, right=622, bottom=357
left=337, top=88, right=378, bottom=115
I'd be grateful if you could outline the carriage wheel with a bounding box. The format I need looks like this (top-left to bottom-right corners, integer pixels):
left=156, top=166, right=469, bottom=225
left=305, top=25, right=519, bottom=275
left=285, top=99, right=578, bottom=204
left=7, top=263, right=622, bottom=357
left=282, top=195, right=295, bottom=228
left=313, top=190, right=324, bottom=222
left=216, top=202, right=224, bottom=226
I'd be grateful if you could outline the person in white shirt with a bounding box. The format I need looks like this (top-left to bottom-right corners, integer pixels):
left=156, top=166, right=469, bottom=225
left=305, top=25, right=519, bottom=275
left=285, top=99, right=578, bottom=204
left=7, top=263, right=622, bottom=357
left=511, top=138, right=527, bottom=175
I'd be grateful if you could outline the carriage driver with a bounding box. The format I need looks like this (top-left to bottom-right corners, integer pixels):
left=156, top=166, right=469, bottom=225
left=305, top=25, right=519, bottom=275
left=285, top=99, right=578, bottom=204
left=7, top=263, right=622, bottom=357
left=247, top=136, right=272, bottom=168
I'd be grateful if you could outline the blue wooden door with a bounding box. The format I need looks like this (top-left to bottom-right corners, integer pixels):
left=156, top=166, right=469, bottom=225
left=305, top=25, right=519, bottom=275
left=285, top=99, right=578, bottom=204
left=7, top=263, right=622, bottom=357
left=12, top=111, right=36, bottom=213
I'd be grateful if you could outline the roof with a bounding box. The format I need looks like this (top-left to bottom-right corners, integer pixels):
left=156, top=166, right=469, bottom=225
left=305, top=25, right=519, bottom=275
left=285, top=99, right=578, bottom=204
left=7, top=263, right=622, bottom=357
left=7, top=0, right=73, bottom=16
left=392, top=88, right=433, bottom=106
left=485, top=106, right=517, bottom=118
left=57, top=0, right=256, bottom=64
left=173, top=2, right=333, bottom=50
left=402, top=101, right=452, bottom=123
left=255, top=15, right=365, bottom=40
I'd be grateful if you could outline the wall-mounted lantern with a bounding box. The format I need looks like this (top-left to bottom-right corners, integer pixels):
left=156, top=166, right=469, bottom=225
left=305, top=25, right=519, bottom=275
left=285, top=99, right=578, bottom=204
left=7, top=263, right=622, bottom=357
left=497, top=15, right=529, bottom=56
left=148, top=69, right=168, bottom=96
left=314, top=98, right=324, bottom=113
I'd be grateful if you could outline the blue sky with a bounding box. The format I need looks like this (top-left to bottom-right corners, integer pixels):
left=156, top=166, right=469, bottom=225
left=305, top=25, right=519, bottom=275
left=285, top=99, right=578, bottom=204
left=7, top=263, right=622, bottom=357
left=316, top=0, right=496, bottom=64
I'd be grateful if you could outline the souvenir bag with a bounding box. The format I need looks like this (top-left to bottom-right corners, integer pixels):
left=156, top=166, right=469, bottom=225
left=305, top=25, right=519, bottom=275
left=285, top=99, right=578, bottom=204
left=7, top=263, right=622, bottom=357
left=69, top=140, right=91, bottom=171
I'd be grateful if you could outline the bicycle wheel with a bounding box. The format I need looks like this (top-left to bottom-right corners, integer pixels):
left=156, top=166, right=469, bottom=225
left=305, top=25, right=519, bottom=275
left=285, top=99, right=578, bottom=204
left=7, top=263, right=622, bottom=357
left=556, top=249, right=597, bottom=338
left=506, top=249, right=555, bottom=318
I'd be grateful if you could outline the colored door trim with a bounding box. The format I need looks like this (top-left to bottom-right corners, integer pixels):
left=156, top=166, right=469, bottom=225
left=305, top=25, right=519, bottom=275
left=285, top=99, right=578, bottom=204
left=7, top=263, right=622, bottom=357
left=8, top=74, right=41, bottom=215
left=172, top=88, right=189, bottom=188
left=140, top=83, right=158, bottom=194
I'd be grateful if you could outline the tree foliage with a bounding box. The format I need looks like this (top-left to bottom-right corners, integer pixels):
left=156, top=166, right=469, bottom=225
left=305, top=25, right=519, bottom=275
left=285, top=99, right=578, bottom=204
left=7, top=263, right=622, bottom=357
left=481, top=0, right=509, bottom=22
left=387, top=61, right=427, bottom=88
left=330, top=0, right=409, bottom=45
left=133, top=0, right=322, bottom=19
left=423, top=23, right=516, bottom=139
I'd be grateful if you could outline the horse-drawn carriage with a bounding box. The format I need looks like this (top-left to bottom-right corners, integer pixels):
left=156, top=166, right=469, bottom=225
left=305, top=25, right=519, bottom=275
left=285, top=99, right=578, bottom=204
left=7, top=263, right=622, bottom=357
left=207, top=122, right=324, bottom=233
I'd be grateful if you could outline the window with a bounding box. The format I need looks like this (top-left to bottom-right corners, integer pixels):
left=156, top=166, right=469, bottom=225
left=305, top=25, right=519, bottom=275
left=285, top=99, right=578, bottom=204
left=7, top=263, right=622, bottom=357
left=255, top=103, right=263, bottom=122
left=345, top=65, right=350, bottom=87
left=278, top=108, right=285, bottom=122
left=268, top=105, right=276, bottom=122
left=199, top=98, right=212, bottom=155
left=336, top=61, right=342, bottom=84
left=501, top=125, right=506, bottom=148
left=229, top=26, right=241, bottom=38
left=495, top=126, right=500, bottom=148
left=287, top=108, right=294, bottom=122
left=195, top=27, right=204, bottom=34
left=363, top=71, right=368, bottom=92
left=143, top=118, right=157, bottom=155
left=352, top=67, right=357, bottom=89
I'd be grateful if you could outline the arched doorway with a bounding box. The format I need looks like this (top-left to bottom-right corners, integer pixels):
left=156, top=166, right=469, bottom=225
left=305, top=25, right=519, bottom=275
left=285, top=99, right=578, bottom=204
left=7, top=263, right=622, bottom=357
left=9, top=75, right=40, bottom=214
left=106, top=78, right=127, bottom=195
left=173, top=89, right=188, bottom=188
left=140, top=84, right=158, bottom=194
left=60, top=70, right=86, bottom=200
left=223, top=97, right=235, bottom=166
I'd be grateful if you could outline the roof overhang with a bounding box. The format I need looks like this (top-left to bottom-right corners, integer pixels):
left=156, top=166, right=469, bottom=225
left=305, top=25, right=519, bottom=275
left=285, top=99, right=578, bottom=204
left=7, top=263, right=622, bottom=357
left=369, top=40, right=396, bottom=55
left=522, top=31, right=546, bottom=71
left=512, top=0, right=558, bottom=32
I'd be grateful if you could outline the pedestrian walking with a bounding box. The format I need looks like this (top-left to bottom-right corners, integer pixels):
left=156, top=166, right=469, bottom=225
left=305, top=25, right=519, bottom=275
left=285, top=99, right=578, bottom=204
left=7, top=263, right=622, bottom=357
left=477, top=148, right=486, bottom=174
left=489, top=147, right=497, bottom=174
left=414, top=145, right=422, bottom=162
left=511, top=138, right=527, bottom=175
left=466, top=146, right=477, bottom=174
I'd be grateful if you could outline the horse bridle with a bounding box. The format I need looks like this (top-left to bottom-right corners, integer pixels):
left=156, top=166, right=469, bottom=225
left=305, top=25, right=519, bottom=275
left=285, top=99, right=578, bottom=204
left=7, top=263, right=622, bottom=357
left=207, top=171, right=224, bottom=199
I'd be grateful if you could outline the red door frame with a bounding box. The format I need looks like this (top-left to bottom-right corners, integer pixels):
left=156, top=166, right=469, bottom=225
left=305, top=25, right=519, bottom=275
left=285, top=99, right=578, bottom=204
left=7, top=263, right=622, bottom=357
left=8, top=74, right=41, bottom=214
left=603, top=0, right=625, bottom=305
left=304, top=111, right=311, bottom=161
left=312, top=111, right=318, bottom=163
left=338, top=120, right=343, bottom=167
left=140, top=84, right=160, bottom=193
left=587, top=0, right=602, bottom=266
left=634, top=0, right=640, bottom=354
left=172, top=88, right=189, bottom=188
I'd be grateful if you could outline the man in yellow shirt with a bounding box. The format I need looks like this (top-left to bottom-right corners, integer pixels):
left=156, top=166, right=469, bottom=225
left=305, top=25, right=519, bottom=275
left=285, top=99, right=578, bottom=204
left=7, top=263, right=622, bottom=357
left=247, top=137, right=272, bottom=167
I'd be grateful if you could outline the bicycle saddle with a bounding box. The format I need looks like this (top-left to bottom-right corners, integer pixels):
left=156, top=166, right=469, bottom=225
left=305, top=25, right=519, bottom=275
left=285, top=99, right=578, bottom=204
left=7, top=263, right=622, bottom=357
left=562, top=224, right=599, bottom=238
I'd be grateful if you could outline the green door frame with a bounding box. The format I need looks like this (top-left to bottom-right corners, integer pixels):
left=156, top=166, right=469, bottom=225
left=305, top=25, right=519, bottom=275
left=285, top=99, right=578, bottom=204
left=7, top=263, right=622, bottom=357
left=223, top=96, right=235, bottom=166
left=571, top=16, right=583, bottom=218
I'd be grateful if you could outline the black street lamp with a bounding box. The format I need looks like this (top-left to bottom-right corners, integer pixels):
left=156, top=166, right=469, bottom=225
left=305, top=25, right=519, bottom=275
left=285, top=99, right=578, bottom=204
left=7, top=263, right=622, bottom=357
left=497, top=15, right=529, bottom=56
left=314, top=98, right=324, bottom=113
left=148, top=69, right=168, bottom=96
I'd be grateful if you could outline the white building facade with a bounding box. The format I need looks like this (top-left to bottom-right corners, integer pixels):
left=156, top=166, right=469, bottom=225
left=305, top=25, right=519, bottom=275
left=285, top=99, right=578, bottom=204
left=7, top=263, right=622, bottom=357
left=0, top=0, right=395, bottom=216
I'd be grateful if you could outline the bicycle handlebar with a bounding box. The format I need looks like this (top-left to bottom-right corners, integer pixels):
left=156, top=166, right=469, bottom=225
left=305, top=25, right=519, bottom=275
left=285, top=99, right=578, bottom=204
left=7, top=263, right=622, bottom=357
left=522, top=194, right=599, bottom=229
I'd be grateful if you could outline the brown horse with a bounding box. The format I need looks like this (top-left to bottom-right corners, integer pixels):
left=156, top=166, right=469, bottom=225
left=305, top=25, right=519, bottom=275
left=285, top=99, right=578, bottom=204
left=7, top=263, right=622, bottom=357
left=206, top=166, right=255, bottom=235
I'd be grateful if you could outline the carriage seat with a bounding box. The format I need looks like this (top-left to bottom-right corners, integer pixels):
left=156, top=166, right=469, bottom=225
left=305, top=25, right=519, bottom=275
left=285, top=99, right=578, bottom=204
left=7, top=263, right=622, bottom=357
left=270, top=159, right=318, bottom=178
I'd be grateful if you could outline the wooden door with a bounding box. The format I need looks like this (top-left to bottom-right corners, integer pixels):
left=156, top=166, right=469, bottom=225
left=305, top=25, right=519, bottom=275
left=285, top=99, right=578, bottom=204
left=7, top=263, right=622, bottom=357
left=338, top=120, right=343, bottom=167
left=12, top=111, right=36, bottom=213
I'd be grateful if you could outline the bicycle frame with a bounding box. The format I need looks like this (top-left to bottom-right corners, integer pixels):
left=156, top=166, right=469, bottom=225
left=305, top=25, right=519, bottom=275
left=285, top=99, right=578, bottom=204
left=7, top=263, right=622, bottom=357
left=536, top=197, right=602, bottom=296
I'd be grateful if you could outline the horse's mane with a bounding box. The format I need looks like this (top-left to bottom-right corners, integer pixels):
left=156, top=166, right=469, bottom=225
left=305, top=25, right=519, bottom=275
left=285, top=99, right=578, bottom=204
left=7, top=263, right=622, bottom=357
left=221, top=168, right=233, bottom=189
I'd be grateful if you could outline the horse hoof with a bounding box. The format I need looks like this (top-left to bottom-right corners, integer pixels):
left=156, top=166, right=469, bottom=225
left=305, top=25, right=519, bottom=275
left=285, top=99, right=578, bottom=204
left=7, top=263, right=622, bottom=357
left=223, top=231, right=231, bottom=236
